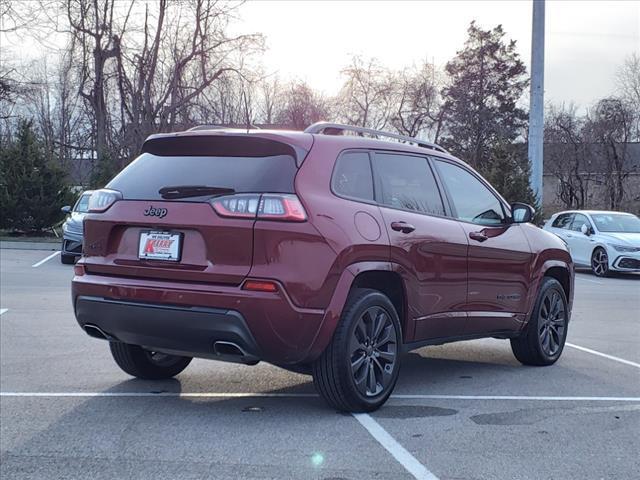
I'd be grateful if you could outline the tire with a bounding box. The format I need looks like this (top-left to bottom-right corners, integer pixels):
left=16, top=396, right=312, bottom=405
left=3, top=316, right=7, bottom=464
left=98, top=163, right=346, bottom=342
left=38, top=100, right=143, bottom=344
left=60, top=252, right=75, bottom=264
left=109, top=342, right=192, bottom=380
left=312, top=288, right=402, bottom=412
left=591, top=247, right=610, bottom=277
left=510, top=277, right=569, bottom=366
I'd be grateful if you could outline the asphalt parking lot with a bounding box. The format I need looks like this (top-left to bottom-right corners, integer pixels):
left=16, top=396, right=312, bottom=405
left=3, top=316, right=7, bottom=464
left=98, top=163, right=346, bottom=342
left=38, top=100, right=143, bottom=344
left=1, top=248, right=639, bottom=480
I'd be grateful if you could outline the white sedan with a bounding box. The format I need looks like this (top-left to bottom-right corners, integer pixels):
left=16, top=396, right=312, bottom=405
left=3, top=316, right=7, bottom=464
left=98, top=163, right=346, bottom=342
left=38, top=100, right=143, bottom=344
left=543, top=210, right=640, bottom=277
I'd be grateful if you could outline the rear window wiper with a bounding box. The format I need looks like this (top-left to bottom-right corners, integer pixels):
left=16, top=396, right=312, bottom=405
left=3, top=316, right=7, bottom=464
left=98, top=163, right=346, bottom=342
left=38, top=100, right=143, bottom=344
left=159, top=185, right=236, bottom=199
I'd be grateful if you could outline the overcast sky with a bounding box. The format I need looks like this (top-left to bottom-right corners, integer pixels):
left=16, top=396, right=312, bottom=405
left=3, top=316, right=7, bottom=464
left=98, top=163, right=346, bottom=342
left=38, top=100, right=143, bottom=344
left=3, top=0, right=638, bottom=110
left=233, top=0, right=639, bottom=109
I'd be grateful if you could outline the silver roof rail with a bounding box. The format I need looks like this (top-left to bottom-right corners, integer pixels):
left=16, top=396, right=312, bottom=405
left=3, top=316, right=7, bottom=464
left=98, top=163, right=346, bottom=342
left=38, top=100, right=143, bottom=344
left=304, top=122, right=448, bottom=154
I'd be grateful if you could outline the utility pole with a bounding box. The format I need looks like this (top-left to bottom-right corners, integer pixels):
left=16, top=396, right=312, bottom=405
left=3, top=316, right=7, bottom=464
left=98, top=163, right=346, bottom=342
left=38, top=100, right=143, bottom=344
left=528, top=0, right=545, bottom=204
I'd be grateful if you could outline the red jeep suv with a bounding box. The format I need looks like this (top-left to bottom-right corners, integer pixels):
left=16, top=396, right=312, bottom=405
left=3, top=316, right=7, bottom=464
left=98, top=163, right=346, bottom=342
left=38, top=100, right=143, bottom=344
left=73, top=122, right=574, bottom=412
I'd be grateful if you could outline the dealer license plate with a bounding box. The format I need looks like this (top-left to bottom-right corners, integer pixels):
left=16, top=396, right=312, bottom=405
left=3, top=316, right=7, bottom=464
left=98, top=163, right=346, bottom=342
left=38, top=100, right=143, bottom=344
left=138, top=231, right=182, bottom=262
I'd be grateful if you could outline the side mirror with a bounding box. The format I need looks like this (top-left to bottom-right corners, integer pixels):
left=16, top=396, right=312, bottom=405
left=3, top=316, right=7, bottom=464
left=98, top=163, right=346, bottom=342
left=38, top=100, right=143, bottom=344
left=511, top=203, right=535, bottom=223
left=580, top=224, right=591, bottom=236
left=61, top=206, right=71, bottom=214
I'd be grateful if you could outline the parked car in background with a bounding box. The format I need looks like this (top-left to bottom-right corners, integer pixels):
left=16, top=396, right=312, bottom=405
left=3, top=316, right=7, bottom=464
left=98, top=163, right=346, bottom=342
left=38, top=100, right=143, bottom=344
left=72, top=123, right=574, bottom=412
left=60, top=191, right=93, bottom=264
left=544, top=210, right=640, bottom=277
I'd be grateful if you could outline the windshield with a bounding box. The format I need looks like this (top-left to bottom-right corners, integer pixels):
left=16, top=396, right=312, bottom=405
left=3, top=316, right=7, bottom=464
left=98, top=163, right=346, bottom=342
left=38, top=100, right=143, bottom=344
left=107, top=153, right=297, bottom=201
left=74, top=194, right=91, bottom=213
left=591, top=213, right=640, bottom=233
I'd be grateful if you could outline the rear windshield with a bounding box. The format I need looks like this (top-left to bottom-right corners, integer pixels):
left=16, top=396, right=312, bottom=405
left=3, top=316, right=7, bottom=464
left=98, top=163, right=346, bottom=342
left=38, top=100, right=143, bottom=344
left=107, top=153, right=297, bottom=200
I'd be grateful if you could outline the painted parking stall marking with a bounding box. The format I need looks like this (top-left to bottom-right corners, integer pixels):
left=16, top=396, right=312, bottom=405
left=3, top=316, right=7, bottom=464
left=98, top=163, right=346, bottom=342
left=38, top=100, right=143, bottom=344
left=353, top=412, right=438, bottom=480
left=0, top=308, right=8, bottom=316
left=2, top=392, right=639, bottom=402
left=575, top=275, right=603, bottom=285
left=566, top=342, right=640, bottom=369
left=31, top=251, right=60, bottom=267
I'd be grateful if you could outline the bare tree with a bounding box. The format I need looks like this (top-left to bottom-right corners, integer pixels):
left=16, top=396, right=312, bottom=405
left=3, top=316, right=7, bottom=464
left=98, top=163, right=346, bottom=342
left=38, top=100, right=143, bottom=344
left=544, top=104, right=594, bottom=209
left=334, top=56, right=395, bottom=129
left=114, top=0, right=262, bottom=158
left=0, top=0, right=34, bottom=32
left=275, top=81, right=328, bottom=130
left=616, top=53, right=640, bottom=140
left=391, top=61, right=441, bottom=140
left=256, top=75, right=282, bottom=124
left=65, top=0, right=122, bottom=165
left=584, top=98, right=635, bottom=210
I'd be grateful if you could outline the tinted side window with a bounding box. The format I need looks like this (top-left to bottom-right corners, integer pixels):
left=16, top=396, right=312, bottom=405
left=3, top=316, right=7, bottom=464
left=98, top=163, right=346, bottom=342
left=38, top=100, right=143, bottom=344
left=434, top=160, right=505, bottom=225
left=570, top=213, right=590, bottom=232
left=372, top=153, right=445, bottom=215
left=331, top=151, right=374, bottom=201
left=552, top=213, right=574, bottom=229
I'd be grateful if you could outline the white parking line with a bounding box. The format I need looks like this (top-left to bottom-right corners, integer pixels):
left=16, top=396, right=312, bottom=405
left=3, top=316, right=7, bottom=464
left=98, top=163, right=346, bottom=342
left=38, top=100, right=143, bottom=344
left=353, top=412, right=438, bottom=480
left=0, top=308, right=8, bottom=316
left=575, top=276, right=603, bottom=285
left=1, top=392, right=639, bottom=401
left=31, top=251, right=60, bottom=268
left=566, top=342, right=640, bottom=369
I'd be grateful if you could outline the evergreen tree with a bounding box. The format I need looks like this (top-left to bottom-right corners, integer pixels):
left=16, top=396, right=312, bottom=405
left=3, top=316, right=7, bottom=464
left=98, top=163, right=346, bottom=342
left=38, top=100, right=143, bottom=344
left=483, top=142, right=543, bottom=223
left=0, top=120, right=72, bottom=232
left=440, top=22, right=529, bottom=171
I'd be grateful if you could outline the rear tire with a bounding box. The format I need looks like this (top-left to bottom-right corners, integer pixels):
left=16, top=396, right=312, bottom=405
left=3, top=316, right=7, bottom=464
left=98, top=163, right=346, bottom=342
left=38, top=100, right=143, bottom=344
left=312, top=288, right=401, bottom=412
left=511, top=277, right=568, bottom=366
left=60, top=252, right=75, bottom=264
left=109, top=342, right=192, bottom=380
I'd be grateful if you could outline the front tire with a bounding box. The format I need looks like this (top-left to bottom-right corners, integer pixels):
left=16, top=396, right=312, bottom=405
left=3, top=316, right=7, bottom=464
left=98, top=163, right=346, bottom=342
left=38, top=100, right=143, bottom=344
left=312, top=288, right=401, bottom=412
left=511, top=277, right=569, bottom=366
left=591, top=247, right=610, bottom=277
left=109, top=342, right=192, bottom=380
left=60, top=252, right=75, bottom=264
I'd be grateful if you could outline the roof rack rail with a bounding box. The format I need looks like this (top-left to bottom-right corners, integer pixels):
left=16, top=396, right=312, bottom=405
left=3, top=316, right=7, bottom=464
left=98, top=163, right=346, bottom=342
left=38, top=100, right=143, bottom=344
left=188, top=124, right=261, bottom=132
left=304, top=122, right=448, bottom=154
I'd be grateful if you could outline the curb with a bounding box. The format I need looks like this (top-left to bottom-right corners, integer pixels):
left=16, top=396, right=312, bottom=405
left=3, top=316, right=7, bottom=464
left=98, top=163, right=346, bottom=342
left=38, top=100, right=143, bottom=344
left=0, top=241, right=60, bottom=251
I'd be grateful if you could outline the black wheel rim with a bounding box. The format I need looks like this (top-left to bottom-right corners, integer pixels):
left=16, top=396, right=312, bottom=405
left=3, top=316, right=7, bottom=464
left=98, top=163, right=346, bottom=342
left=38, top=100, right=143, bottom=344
left=592, top=249, right=608, bottom=276
left=538, top=290, right=566, bottom=357
left=349, top=306, right=397, bottom=397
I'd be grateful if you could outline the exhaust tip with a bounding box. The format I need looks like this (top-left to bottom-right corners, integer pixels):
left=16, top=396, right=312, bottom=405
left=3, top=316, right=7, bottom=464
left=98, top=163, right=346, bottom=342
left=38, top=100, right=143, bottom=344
left=213, top=341, right=247, bottom=357
left=84, top=324, right=112, bottom=341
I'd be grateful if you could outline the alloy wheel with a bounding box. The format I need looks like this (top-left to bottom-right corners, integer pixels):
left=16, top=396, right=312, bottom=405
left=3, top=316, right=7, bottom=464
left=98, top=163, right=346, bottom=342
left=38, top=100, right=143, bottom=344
left=349, top=306, right=397, bottom=397
left=592, top=249, right=608, bottom=276
left=538, top=290, right=566, bottom=357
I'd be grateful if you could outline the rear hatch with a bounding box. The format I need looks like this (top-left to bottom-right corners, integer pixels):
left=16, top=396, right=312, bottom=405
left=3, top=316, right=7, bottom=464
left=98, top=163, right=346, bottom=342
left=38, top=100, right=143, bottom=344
left=82, top=132, right=310, bottom=285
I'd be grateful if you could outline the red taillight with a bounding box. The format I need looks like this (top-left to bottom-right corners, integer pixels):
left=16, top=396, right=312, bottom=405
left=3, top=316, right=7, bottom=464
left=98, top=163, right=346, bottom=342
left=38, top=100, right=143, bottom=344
left=259, top=194, right=307, bottom=222
left=210, top=194, right=307, bottom=222
left=73, top=264, right=86, bottom=276
left=88, top=189, right=122, bottom=213
left=211, top=194, right=260, bottom=218
left=242, top=280, right=278, bottom=292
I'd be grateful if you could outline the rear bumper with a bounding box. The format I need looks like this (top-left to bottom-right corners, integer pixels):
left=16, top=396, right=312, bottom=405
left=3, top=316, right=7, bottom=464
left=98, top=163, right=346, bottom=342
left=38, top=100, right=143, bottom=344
left=72, top=272, right=326, bottom=364
left=75, top=296, right=261, bottom=364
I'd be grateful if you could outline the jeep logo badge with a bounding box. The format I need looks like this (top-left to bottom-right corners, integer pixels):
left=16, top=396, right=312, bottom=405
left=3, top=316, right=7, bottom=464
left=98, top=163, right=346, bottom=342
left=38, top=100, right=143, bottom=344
left=143, top=206, right=168, bottom=218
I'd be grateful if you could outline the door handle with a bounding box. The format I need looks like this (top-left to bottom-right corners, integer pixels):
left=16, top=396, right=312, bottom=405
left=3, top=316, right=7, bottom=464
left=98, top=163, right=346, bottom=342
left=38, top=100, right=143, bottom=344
left=390, top=221, right=415, bottom=234
left=469, top=231, right=488, bottom=242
